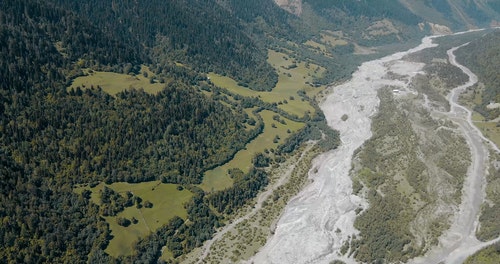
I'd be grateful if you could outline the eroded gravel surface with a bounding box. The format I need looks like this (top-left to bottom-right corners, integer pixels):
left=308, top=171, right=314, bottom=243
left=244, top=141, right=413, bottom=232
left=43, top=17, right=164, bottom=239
left=252, top=36, right=438, bottom=264
left=409, top=42, right=500, bottom=264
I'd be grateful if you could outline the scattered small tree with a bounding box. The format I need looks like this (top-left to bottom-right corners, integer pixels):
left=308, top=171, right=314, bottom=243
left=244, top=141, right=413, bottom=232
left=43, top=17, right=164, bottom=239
left=144, top=200, right=153, bottom=208
left=117, top=217, right=131, bottom=227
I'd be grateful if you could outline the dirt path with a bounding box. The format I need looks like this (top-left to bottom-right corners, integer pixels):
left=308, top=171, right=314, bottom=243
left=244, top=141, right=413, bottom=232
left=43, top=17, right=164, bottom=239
left=195, top=142, right=316, bottom=263
left=410, top=42, right=500, bottom=264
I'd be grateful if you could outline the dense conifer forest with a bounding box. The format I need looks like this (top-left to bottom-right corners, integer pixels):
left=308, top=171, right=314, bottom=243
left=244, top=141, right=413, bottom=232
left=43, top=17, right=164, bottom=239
left=48, top=0, right=281, bottom=91
left=2, top=0, right=499, bottom=262
left=0, top=0, right=276, bottom=262
left=0, top=0, right=337, bottom=261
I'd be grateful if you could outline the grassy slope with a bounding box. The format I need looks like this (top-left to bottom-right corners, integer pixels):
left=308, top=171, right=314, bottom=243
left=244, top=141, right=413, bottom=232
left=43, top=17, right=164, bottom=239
left=200, top=47, right=325, bottom=192
left=70, top=66, right=165, bottom=95
left=208, top=49, right=325, bottom=118
left=68, top=41, right=323, bottom=257
left=77, top=181, right=192, bottom=257
left=200, top=110, right=304, bottom=192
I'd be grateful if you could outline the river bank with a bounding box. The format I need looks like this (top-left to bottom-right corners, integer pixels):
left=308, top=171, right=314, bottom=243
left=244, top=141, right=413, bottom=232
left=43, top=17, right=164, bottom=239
left=252, top=29, right=500, bottom=264
left=410, top=40, right=500, bottom=264
left=188, top=30, right=500, bottom=264
left=252, top=36, right=439, bottom=264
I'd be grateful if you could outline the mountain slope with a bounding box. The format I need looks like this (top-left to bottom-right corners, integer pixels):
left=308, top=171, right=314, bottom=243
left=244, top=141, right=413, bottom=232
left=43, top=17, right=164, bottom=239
left=2, top=0, right=499, bottom=263
left=400, top=0, right=500, bottom=29
left=277, top=0, right=500, bottom=45
left=48, top=0, right=284, bottom=91
left=0, top=0, right=259, bottom=262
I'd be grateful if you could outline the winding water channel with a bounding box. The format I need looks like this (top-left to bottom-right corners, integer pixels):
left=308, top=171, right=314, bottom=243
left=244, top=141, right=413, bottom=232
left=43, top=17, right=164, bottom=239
left=410, top=41, right=500, bottom=264
left=252, top=31, right=499, bottom=264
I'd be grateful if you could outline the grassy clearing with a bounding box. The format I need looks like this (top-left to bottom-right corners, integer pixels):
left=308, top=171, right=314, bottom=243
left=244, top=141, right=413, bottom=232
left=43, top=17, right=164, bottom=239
left=77, top=181, right=192, bottom=257
left=320, top=32, right=349, bottom=46
left=69, top=65, right=165, bottom=95
left=473, top=120, right=500, bottom=147
left=268, top=50, right=325, bottom=99
left=197, top=143, right=320, bottom=263
left=208, top=50, right=324, bottom=118
left=208, top=72, right=316, bottom=118
left=200, top=110, right=305, bottom=192
left=305, top=40, right=330, bottom=53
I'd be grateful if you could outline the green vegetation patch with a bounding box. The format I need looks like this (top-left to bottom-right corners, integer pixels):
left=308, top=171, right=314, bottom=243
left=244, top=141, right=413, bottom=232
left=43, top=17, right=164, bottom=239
left=304, top=40, right=333, bottom=57
left=69, top=66, right=165, bottom=95
left=320, top=31, right=349, bottom=47
left=79, top=182, right=192, bottom=257
left=350, top=90, right=425, bottom=262
left=201, top=110, right=304, bottom=192
left=348, top=88, right=470, bottom=262
left=353, top=188, right=415, bottom=262
left=476, top=152, right=500, bottom=241
left=465, top=242, right=500, bottom=264
left=207, top=49, right=325, bottom=118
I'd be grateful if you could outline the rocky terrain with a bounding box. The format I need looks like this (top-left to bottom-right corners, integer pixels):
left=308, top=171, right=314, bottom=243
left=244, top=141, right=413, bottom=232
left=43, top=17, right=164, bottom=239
left=252, top=30, right=500, bottom=264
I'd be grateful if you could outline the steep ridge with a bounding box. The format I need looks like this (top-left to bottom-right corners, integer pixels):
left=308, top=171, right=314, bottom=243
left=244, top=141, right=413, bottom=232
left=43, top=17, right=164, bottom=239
left=277, top=0, right=500, bottom=40
left=48, top=0, right=283, bottom=91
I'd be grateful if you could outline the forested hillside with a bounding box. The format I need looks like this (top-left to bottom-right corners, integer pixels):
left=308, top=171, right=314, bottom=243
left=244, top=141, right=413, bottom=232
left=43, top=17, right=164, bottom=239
left=400, top=0, right=500, bottom=29
left=300, top=0, right=424, bottom=46
left=295, top=0, right=500, bottom=46
left=2, top=0, right=498, bottom=262
left=48, top=0, right=282, bottom=91
left=0, top=0, right=343, bottom=261
left=305, top=0, right=421, bottom=25
left=218, top=0, right=307, bottom=42
left=0, top=0, right=268, bottom=262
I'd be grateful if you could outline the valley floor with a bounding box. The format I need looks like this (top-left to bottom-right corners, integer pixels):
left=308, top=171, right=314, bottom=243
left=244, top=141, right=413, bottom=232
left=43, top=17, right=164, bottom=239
left=190, top=31, right=500, bottom=264
left=252, top=35, right=440, bottom=264
left=410, top=40, right=500, bottom=264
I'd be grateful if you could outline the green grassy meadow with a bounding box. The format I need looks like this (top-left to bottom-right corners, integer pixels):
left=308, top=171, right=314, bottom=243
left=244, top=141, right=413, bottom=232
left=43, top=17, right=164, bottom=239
left=77, top=181, right=192, bottom=257
left=208, top=49, right=325, bottom=118
left=200, top=110, right=304, bottom=192
left=69, top=66, right=165, bottom=95
left=69, top=45, right=325, bottom=257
